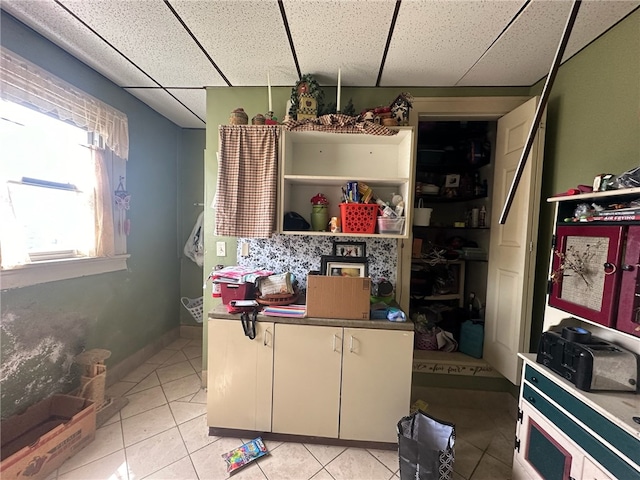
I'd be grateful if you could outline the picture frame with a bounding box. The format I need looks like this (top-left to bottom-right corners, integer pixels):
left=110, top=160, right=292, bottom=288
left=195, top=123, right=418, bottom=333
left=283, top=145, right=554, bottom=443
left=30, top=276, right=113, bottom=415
left=320, top=255, right=369, bottom=277
left=332, top=241, right=366, bottom=258
left=445, top=174, right=460, bottom=188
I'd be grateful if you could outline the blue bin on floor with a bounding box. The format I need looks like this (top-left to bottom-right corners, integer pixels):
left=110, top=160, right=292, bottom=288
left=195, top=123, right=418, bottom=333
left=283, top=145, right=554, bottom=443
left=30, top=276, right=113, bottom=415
left=459, top=320, right=484, bottom=358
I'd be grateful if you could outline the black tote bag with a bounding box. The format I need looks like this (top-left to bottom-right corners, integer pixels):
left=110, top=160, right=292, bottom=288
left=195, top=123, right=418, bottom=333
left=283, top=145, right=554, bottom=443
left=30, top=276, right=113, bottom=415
left=397, top=410, right=455, bottom=480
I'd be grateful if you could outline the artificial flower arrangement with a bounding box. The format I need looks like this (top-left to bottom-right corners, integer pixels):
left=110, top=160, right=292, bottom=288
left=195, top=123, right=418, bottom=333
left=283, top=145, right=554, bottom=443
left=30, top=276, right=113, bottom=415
left=310, top=193, right=329, bottom=206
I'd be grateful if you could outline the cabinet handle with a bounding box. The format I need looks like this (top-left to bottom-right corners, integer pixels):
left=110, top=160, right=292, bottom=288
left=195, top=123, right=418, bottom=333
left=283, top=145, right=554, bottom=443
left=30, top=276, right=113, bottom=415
left=349, top=335, right=355, bottom=353
left=603, top=262, right=617, bottom=275
left=622, top=263, right=635, bottom=271
left=527, top=396, right=536, bottom=404
left=333, top=334, right=339, bottom=352
left=530, top=376, right=538, bottom=383
left=264, top=329, right=271, bottom=347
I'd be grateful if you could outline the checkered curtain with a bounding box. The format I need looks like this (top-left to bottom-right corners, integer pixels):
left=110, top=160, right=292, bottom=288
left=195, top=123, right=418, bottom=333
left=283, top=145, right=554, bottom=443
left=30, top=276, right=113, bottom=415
left=213, top=125, right=279, bottom=238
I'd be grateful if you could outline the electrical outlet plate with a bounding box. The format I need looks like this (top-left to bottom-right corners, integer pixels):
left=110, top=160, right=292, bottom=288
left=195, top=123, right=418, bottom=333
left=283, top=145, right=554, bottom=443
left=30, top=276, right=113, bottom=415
left=241, top=242, right=249, bottom=256
left=216, top=241, right=226, bottom=256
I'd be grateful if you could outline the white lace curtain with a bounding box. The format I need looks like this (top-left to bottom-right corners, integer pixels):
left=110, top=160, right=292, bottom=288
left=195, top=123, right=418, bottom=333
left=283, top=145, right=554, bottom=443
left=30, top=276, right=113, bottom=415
left=0, top=47, right=129, bottom=160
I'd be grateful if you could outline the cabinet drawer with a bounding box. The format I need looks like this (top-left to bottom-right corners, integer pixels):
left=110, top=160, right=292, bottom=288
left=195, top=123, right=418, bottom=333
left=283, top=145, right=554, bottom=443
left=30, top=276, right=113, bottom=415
left=522, top=384, right=640, bottom=479
left=524, top=365, right=640, bottom=467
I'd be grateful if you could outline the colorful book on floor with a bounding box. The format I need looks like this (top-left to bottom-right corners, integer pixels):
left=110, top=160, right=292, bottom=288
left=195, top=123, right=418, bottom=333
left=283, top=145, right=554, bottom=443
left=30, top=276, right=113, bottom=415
left=262, top=304, right=306, bottom=318
left=221, top=437, right=268, bottom=474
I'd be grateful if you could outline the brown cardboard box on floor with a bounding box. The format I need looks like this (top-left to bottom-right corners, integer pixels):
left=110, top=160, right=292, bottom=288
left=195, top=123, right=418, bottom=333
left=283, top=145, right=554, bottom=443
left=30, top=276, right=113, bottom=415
left=306, top=275, right=371, bottom=320
left=1, top=394, right=96, bottom=480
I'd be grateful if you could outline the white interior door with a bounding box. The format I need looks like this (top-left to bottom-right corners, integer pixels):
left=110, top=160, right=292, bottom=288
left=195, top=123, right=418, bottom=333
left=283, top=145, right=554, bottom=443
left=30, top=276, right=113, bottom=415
left=484, top=97, right=545, bottom=384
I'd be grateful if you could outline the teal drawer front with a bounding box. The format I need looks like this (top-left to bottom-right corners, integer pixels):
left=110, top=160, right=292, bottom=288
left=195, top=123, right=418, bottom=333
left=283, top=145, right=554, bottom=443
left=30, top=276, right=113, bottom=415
left=523, top=384, right=640, bottom=480
left=524, top=365, right=640, bottom=467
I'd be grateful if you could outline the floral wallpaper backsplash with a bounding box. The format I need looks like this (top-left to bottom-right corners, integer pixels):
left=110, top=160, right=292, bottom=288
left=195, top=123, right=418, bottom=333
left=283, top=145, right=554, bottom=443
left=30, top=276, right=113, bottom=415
left=236, top=235, right=398, bottom=291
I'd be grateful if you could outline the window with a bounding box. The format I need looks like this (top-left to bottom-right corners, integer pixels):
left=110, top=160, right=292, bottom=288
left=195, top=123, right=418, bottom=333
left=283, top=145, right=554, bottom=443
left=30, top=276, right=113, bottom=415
left=1, top=100, right=96, bottom=261
left=1, top=47, right=130, bottom=288
left=0, top=100, right=128, bottom=288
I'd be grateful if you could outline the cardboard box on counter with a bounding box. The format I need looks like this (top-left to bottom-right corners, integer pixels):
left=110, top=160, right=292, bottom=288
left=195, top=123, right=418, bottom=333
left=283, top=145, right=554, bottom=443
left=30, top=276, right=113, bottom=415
left=1, top=394, right=96, bottom=480
left=306, top=275, right=371, bottom=320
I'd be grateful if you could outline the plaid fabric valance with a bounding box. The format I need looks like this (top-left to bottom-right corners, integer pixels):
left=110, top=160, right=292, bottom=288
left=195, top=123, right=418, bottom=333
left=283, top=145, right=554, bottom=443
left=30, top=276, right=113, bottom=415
left=282, top=114, right=398, bottom=136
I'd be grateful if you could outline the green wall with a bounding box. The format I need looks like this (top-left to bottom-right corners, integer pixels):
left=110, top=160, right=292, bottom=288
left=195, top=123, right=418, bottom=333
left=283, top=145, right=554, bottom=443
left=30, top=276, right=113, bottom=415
left=178, top=129, right=207, bottom=325
left=0, top=12, right=204, bottom=418
left=529, top=9, right=640, bottom=352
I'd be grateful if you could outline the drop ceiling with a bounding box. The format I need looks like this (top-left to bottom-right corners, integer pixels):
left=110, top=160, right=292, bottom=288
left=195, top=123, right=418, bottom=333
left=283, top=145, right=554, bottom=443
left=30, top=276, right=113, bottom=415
left=2, top=0, right=638, bottom=128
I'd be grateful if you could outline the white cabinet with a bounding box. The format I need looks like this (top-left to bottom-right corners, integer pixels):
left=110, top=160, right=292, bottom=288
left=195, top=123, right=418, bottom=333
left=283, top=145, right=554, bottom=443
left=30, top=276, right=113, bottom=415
left=279, top=128, right=415, bottom=238
left=514, top=357, right=640, bottom=480
left=340, top=327, right=414, bottom=442
left=271, top=323, right=342, bottom=438
left=207, top=319, right=274, bottom=431
left=271, top=323, right=414, bottom=443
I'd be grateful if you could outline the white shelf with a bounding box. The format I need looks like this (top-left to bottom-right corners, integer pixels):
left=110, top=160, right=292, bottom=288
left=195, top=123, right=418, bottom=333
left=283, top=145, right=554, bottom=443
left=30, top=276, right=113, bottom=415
left=283, top=175, right=410, bottom=186
left=279, top=128, right=416, bottom=238
left=547, top=186, right=640, bottom=203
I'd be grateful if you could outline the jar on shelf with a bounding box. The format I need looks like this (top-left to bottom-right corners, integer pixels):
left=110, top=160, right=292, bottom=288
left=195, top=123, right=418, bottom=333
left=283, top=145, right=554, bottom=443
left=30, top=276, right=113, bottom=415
left=310, top=193, right=329, bottom=231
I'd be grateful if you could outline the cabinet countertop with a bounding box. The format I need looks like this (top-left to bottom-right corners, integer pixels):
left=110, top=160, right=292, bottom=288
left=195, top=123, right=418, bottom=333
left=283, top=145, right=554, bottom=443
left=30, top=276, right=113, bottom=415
left=519, top=354, right=640, bottom=440
left=208, top=304, right=414, bottom=331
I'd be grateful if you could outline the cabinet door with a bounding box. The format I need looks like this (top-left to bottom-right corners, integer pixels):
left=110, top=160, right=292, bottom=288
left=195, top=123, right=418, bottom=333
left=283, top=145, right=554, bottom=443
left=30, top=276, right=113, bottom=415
left=549, top=225, right=624, bottom=327
left=517, top=400, right=583, bottom=480
left=272, top=323, right=342, bottom=438
left=617, top=225, right=640, bottom=337
left=207, top=319, right=274, bottom=431
left=340, top=328, right=414, bottom=442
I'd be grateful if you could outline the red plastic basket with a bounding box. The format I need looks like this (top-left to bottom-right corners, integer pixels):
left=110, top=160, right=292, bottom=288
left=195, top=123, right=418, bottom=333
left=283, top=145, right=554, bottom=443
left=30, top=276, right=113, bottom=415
left=339, top=203, right=378, bottom=234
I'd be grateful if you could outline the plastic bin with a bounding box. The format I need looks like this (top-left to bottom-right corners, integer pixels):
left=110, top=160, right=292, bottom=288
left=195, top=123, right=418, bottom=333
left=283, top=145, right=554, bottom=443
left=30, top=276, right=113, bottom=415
left=459, top=320, right=484, bottom=358
left=339, top=203, right=378, bottom=234
left=220, top=282, right=254, bottom=305
left=377, top=216, right=405, bottom=235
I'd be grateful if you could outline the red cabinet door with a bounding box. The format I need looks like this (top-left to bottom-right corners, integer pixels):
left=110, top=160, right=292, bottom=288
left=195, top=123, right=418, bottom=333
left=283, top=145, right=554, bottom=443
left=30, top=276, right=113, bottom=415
left=616, top=226, right=640, bottom=337
left=549, top=225, right=624, bottom=327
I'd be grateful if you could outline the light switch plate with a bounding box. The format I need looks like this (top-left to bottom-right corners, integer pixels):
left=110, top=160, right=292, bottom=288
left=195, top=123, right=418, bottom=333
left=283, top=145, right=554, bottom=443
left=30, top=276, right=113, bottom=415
left=216, top=241, right=226, bottom=256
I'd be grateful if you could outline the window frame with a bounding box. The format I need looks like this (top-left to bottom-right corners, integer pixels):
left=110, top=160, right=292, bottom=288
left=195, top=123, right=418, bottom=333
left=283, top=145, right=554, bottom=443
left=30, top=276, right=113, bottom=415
left=0, top=106, right=129, bottom=290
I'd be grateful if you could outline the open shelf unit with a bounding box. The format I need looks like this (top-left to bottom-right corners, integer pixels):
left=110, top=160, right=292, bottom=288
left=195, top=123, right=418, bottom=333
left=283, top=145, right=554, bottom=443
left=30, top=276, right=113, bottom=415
left=278, top=128, right=415, bottom=238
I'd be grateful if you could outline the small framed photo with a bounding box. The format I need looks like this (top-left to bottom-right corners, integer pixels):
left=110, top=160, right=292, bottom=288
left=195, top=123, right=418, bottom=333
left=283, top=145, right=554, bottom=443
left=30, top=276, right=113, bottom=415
left=320, top=255, right=369, bottom=277
left=445, top=174, right=460, bottom=188
left=332, top=241, right=366, bottom=258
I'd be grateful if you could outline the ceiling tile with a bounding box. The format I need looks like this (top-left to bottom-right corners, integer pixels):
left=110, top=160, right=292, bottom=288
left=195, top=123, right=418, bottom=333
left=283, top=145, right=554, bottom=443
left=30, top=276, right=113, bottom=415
left=166, top=88, right=207, bottom=124
left=560, top=0, right=640, bottom=58
left=1, top=0, right=156, bottom=87
left=284, top=0, right=396, bottom=86
left=125, top=88, right=205, bottom=128
left=57, top=0, right=225, bottom=87
left=170, top=0, right=297, bottom=87
left=382, top=0, right=525, bottom=86
left=458, top=0, right=640, bottom=86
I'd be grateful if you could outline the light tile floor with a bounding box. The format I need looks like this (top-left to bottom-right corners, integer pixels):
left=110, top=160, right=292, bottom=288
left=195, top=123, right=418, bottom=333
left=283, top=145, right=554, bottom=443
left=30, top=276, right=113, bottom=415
left=47, top=337, right=516, bottom=480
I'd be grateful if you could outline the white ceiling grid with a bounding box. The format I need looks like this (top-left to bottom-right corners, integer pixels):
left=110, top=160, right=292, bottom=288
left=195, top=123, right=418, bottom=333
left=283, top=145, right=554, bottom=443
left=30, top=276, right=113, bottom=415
left=458, top=0, right=640, bottom=86
left=1, top=0, right=638, bottom=128
left=169, top=0, right=296, bottom=87
left=284, top=0, right=397, bottom=86
left=0, top=0, right=157, bottom=87
left=124, top=87, right=206, bottom=126
left=383, top=0, right=526, bottom=87
left=56, top=0, right=217, bottom=88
